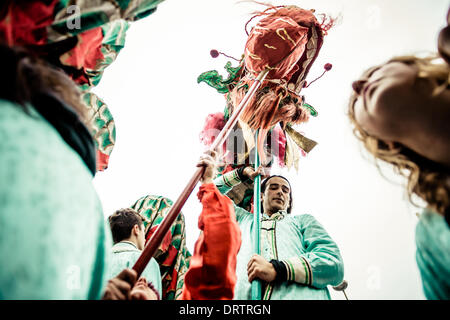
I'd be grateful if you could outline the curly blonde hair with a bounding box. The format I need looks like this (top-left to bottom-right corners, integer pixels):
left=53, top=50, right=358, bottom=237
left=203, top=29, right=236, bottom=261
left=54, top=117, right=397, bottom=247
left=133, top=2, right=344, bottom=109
left=348, top=55, right=450, bottom=219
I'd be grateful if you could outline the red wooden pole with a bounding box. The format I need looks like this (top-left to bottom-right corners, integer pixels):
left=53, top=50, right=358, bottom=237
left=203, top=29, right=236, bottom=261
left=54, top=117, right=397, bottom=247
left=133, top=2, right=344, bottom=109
left=133, top=69, right=269, bottom=277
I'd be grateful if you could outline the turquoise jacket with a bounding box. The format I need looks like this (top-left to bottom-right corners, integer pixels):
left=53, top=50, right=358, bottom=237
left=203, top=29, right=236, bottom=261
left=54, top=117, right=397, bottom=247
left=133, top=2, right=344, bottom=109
left=415, top=209, right=450, bottom=300
left=0, top=100, right=110, bottom=299
left=215, top=171, right=344, bottom=300
left=107, top=241, right=162, bottom=298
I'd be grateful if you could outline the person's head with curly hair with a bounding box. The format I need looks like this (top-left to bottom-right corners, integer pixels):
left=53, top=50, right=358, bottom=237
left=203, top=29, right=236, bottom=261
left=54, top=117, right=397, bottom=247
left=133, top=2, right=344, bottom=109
left=348, top=54, right=450, bottom=226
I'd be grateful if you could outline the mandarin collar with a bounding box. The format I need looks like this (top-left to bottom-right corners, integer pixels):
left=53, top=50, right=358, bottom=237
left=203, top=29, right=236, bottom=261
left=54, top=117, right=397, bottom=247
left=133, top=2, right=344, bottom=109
left=262, top=210, right=287, bottom=221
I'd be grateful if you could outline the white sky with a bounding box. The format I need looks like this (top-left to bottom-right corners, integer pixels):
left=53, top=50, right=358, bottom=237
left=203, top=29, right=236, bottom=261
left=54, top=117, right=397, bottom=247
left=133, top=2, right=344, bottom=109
left=92, top=0, right=450, bottom=299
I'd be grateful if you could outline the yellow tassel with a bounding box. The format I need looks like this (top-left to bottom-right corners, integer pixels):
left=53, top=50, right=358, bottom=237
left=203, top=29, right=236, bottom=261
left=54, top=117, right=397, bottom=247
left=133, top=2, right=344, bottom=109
left=285, top=125, right=318, bottom=153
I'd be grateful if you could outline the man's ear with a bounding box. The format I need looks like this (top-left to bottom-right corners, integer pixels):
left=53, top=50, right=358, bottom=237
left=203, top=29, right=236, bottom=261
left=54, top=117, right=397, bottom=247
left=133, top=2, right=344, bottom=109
left=132, top=224, right=140, bottom=236
left=260, top=192, right=265, bottom=211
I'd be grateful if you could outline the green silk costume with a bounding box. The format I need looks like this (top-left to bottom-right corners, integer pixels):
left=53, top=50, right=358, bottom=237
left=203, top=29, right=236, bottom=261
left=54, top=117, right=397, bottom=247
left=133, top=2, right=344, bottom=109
left=214, top=170, right=344, bottom=300
left=0, top=100, right=110, bottom=299
left=415, top=209, right=450, bottom=300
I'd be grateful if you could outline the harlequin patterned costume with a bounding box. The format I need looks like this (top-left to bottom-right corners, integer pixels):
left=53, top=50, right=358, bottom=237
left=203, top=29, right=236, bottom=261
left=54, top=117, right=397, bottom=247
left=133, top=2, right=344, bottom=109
left=0, top=0, right=165, bottom=171
left=131, top=195, right=192, bottom=300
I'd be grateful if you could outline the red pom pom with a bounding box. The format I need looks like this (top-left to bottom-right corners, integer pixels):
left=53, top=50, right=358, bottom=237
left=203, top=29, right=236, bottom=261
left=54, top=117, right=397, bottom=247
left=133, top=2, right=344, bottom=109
left=324, top=63, right=332, bottom=71
left=210, top=49, right=219, bottom=58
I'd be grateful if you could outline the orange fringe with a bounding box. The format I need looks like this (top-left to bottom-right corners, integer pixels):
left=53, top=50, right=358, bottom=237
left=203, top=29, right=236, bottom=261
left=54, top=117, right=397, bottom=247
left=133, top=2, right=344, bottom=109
left=231, top=81, right=310, bottom=130
left=229, top=80, right=310, bottom=164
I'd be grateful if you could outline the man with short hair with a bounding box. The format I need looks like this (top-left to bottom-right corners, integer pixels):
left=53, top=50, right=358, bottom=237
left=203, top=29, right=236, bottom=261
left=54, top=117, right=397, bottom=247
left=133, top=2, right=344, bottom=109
left=107, top=208, right=162, bottom=300
left=213, top=164, right=345, bottom=300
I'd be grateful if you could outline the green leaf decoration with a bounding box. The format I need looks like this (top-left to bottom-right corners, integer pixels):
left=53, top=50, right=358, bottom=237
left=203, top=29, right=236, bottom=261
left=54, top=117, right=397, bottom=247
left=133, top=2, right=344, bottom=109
left=302, top=103, right=318, bottom=117
left=197, top=61, right=242, bottom=94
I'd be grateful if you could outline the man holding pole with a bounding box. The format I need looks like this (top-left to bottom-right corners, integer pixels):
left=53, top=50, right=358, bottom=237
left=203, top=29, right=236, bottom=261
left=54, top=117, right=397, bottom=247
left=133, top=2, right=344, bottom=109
left=214, top=166, right=345, bottom=300
left=132, top=4, right=343, bottom=299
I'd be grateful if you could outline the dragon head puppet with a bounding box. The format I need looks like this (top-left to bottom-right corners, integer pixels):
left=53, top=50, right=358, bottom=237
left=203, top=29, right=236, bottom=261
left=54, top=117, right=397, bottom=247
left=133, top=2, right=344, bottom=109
left=198, top=3, right=334, bottom=210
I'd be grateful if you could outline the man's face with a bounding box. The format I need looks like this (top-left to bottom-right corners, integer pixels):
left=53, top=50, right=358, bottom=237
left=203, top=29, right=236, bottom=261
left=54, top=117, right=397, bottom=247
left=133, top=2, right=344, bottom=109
left=262, top=177, right=291, bottom=215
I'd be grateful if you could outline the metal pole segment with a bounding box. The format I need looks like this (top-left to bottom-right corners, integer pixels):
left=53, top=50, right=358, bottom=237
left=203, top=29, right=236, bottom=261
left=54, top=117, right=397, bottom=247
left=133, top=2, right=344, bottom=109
left=209, top=69, right=269, bottom=151
left=251, top=129, right=262, bottom=300
left=343, top=290, right=349, bottom=300
left=133, top=69, right=269, bottom=278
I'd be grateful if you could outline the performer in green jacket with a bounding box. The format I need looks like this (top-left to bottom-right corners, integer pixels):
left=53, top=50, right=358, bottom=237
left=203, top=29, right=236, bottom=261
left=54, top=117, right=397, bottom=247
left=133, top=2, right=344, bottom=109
left=213, top=166, right=344, bottom=300
left=107, top=208, right=162, bottom=299
left=0, top=71, right=109, bottom=299
left=0, top=44, right=141, bottom=300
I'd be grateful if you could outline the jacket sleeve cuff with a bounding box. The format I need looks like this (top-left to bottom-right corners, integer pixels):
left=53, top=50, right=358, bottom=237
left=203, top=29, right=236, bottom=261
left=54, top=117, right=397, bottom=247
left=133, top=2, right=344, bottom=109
left=222, top=169, right=243, bottom=188
left=213, top=169, right=243, bottom=193
left=280, top=257, right=313, bottom=286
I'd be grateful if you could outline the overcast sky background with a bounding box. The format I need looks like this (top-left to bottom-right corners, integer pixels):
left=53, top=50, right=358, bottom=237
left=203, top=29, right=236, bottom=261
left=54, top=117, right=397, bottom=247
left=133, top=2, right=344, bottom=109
left=92, top=0, right=450, bottom=299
